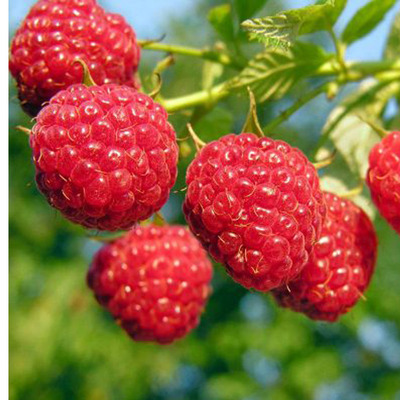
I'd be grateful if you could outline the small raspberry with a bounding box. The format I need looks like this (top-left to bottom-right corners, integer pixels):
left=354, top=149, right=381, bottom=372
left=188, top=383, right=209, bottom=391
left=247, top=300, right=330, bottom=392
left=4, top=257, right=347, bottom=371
left=366, top=131, right=400, bottom=235
left=183, top=133, right=326, bottom=292
left=87, top=225, right=213, bottom=344
left=30, top=84, right=178, bottom=231
left=272, top=192, right=378, bottom=322
left=9, top=0, right=141, bottom=116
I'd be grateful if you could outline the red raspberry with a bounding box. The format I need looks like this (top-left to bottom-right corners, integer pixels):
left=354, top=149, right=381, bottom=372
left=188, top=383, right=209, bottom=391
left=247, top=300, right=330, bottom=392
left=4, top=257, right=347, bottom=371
left=272, top=192, right=378, bottom=322
left=87, top=225, right=213, bottom=344
left=183, top=133, right=326, bottom=292
left=366, top=131, right=400, bottom=235
left=9, top=0, right=140, bottom=116
left=30, top=84, right=178, bottom=231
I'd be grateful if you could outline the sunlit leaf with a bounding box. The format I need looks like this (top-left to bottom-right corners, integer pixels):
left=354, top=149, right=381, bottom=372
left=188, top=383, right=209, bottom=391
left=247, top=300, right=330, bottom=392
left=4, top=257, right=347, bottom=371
left=241, top=0, right=346, bottom=49
left=227, top=42, right=332, bottom=102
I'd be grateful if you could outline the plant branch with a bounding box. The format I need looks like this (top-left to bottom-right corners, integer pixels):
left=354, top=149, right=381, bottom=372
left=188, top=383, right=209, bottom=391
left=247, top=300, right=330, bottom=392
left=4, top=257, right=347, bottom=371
left=139, top=41, right=242, bottom=69
left=263, top=82, right=331, bottom=134
left=163, top=83, right=229, bottom=113
left=161, top=58, right=400, bottom=114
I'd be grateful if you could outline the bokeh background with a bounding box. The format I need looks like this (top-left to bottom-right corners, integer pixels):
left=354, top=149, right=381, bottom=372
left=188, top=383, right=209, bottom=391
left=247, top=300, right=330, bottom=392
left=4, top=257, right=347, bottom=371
left=9, top=1, right=400, bottom=399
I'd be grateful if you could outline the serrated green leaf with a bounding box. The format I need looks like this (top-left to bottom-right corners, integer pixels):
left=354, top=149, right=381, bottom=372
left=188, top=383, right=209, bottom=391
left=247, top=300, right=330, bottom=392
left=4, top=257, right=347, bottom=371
left=385, top=11, right=400, bottom=60
left=241, top=0, right=346, bottom=49
left=208, top=4, right=235, bottom=43
left=342, top=0, right=397, bottom=45
left=234, top=0, right=270, bottom=22
left=227, top=42, right=331, bottom=102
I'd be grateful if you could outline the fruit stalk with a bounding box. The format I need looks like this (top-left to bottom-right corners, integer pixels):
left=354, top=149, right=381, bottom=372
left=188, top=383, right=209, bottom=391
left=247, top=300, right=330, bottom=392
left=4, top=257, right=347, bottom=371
left=139, top=41, right=243, bottom=69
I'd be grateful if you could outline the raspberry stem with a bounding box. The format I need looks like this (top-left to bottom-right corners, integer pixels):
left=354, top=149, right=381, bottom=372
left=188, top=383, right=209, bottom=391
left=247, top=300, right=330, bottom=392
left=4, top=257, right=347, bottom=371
left=139, top=41, right=243, bottom=69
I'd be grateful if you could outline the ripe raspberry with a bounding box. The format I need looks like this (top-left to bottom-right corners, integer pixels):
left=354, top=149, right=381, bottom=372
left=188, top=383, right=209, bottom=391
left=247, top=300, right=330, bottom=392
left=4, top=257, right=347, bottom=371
left=366, top=131, right=400, bottom=234
left=272, top=192, right=377, bottom=322
left=30, top=84, right=178, bottom=231
left=87, top=225, right=213, bottom=344
left=183, top=133, right=326, bottom=292
left=9, top=0, right=140, bottom=116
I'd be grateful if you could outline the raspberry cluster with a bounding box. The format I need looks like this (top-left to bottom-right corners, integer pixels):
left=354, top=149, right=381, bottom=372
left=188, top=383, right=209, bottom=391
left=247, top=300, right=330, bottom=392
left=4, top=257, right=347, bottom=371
left=9, top=0, right=140, bottom=116
left=87, top=225, right=213, bottom=344
left=272, top=192, right=378, bottom=321
left=183, top=133, right=326, bottom=292
left=367, top=131, right=400, bottom=235
left=30, top=84, right=178, bottom=231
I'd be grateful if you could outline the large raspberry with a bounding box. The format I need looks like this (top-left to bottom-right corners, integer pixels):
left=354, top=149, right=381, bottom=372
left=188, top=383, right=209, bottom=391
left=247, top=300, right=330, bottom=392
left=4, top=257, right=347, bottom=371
left=366, top=131, right=400, bottom=235
left=30, top=84, right=178, bottom=231
left=272, top=192, right=377, bottom=322
left=87, top=225, right=213, bottom=344
left=9, top=0, right=140, bottom=116
left=183, top=133, right=326, bottom=292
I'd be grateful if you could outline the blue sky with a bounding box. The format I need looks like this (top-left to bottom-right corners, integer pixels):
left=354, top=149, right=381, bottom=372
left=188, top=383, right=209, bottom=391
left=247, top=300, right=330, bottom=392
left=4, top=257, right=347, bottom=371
left=9, top=0, right=400, bottom=61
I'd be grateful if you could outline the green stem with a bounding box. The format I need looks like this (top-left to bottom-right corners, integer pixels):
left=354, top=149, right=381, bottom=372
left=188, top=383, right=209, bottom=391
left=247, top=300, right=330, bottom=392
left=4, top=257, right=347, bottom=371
left=328, top=27, right=347, bottom=74
left=162, top=58, right=400, bottom=114
left=139, top=41, right=242, bottom=69
left=263, top=82, right=331, bottom=134
left=163, top=83, right=229, bottom=113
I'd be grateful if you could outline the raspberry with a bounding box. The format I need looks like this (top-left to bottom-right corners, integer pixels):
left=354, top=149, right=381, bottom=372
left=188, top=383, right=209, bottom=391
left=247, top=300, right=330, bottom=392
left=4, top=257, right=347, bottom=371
left=183, top=133, right=326, bottom=292
left=87, top=225, right=213, bottom=344
left=30, top=84, right=178, bottom=231
left=272, top=192, right=377, bottom=322
left=366, top=131, right=400, bottom=235
left=9, top=0, right=140, bottom=116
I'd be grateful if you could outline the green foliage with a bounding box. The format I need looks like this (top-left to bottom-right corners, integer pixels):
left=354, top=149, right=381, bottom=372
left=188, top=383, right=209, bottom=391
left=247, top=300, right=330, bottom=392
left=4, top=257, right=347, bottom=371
left=385, top=11, right=400, bottom=60
left=342, top=0, right=397, bottom=45
left=208, top=4, right=235, bottom=42
left=233, top=0, right=270, bottom=22
left=227, top=41, right=332, bottom=102
left=241, top=0, right=346, bottom=49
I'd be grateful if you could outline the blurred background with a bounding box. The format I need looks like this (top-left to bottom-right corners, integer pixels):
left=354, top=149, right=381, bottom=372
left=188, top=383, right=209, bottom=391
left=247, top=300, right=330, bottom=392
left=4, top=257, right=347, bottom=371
left=9, top=1, right=400, bottom=399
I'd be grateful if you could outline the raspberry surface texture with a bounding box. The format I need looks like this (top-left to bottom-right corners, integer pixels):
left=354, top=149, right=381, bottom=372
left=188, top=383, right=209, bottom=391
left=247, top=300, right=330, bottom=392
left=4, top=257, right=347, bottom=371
left=30, top=84, right=178, bottom=231
left=366, top=131, right=400, bottom=235
left=87, top=225, right=213, bottom=344
left=272, top=192, right=377, bottom=322
left=183, top=133, right=326, bottom=292
left=9, top=0, right=141, bottom=116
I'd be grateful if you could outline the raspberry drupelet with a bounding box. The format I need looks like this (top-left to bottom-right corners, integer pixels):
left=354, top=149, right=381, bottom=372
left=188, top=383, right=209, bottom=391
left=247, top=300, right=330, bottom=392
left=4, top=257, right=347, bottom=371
left=183, top=133, right=326, bottom=292
left=87, top=225, right=213, bottom=344
left=30, top=84, right=178, bottom=231
left=273, top=192, right=378, bottom=322
left=9, top=0, right=141, bottom=116
left=366, top=131, right=400, bottom=235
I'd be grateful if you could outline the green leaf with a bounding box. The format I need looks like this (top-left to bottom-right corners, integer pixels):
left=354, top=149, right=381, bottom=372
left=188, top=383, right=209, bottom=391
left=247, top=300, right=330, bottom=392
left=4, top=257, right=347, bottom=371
left=227, top=42, right=331, bottom=102
left=385, top=11, right=400, bottom=60
left=241, top=0, right=346, bottom=49
left=241, top=88, right=264, bottom=137
left=234, top=0, right=270, bottom=22
left=208, top=4, right=235, bottom=43
left=341, top=0, right=397, bottom=45
left=316, top=81, right=400, bottom=216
